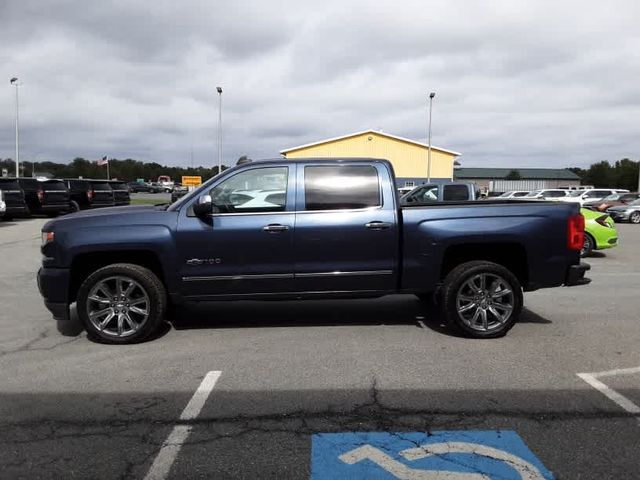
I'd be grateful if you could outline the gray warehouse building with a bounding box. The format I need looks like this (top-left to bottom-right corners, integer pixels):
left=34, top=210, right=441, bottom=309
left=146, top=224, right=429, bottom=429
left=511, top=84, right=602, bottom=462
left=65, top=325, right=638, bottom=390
left=453, top=168, right=581, bottom=194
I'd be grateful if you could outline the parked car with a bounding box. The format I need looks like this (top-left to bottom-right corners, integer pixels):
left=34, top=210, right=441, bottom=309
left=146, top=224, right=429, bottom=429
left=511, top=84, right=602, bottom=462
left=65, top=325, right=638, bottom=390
left=580, top=208, right=618, bottom=257
left=497, top=190, right=530, bottom=198
left=17, top=178, right=70, bottom=217
left=556, top=188, right=629, bottom=206
left=606, top=199, right=640, bottom=224
left=400, top=182, right=476, bottom=204
left=108, top=180, right=131, bottom=206
left=148, top=182, right=165, bottom=194
left=0, top=190, right=5, bottom=217
left=171, top=185, right=189, bottom=203
left=38, top=158, right=590, bottom=344
left=128, top=182, right=150, bottom=193
left=63, top=179, right=115, bottom=212
left=0, top=178, right=28, bottom=219
left=521, top=189, right=568, bottom=200
left=582, top=192, right=640, bottom=212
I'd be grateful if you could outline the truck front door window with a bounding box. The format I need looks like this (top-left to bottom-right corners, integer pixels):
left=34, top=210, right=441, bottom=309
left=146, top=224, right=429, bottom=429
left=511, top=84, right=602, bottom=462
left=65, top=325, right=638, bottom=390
left=209, top=167, right=288, bottom=213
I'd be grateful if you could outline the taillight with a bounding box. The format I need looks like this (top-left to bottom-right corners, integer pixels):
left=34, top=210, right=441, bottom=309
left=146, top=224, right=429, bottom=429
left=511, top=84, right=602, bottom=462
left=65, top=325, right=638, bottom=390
left=595, top=214, right=613, bottom=228
left=568, top=214, right=585, bottom=250
left=37, top=189, right=44, bottom=203
left=87, top=189, right=94, bottom=201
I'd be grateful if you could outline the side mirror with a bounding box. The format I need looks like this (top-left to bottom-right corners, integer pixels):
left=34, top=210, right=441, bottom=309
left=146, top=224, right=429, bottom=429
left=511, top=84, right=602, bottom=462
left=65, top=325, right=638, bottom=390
left=193, top=195, right=215, bottom=216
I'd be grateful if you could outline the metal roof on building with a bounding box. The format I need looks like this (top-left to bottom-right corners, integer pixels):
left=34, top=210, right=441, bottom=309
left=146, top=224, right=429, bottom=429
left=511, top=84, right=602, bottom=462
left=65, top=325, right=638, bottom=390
left=280, top=129, right=462, bottom=156
left=454, top=167, right=580, bottom=180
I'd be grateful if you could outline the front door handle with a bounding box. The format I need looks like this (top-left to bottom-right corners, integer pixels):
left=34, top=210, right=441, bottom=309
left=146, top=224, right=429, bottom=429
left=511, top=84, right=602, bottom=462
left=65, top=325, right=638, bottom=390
left=365, top=221, right=392, bottom=230
left=263, top=224, right=290, bottom=233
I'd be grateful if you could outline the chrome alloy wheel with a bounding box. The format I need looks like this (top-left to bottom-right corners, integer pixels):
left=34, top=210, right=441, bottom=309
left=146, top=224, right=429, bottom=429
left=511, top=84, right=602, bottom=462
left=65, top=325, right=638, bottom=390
left=455, top=273, right=515, bottom=332
left=86, top=276, right=150, bottom=338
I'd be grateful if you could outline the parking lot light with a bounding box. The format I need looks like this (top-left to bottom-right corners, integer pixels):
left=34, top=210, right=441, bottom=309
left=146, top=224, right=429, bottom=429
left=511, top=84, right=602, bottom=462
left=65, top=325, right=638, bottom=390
left=10, top=77, right=20, bottom=178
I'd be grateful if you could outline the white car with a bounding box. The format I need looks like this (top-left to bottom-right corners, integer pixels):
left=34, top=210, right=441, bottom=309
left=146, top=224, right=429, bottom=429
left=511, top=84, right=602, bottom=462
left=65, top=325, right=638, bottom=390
left=497, top=190, right=530, bottom=198
left=0, top=190, right=5, bottom=216
left=228, top=189, right=286, bottom=210
left=521, top=189, right=569, bottom=200
left=556, top=188, right=630, bottom=206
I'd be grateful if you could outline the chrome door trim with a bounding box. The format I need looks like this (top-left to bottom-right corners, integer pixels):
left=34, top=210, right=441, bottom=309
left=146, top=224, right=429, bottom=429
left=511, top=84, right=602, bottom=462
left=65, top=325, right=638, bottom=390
left=182, top=273, right=294, bottom=282
left=294, top=270, right=393, bottom=278
left=182, top=270, right=393, bottom=282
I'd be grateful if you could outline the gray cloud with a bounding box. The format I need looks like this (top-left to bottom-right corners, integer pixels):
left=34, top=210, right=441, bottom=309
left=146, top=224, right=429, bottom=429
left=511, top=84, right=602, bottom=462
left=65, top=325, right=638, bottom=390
left=0, top=0, right=638, bottom=169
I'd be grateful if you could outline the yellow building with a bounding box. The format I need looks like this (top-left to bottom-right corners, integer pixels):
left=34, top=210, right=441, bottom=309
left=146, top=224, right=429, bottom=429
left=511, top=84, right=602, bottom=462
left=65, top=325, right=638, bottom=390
left=280, top=129, right=461, bottom=187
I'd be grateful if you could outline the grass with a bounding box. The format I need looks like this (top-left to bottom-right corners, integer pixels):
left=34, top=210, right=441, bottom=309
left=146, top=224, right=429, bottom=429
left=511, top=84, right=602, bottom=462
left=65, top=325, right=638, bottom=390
left=130, top=197, right=168, bottom=205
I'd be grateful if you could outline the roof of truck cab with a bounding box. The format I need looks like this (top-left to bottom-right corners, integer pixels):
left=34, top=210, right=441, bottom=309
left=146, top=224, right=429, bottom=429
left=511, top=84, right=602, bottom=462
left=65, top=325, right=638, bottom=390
left=235, top=157, right=393, bottom=165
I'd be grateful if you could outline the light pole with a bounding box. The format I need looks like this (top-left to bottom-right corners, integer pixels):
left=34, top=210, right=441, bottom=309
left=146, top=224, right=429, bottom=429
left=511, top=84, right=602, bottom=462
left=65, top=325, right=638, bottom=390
left=10, top=77, right=20, bottom=178
left=427, top=92, right=435, bottom=182
left=216, top=86, right=223, bottom=175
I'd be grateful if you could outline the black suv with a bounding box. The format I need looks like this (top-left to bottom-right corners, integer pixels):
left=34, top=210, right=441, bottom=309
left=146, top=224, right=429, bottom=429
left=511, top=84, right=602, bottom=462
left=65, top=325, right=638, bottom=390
left=0, top=178, right=28, bottom=219
left=17, top=178, right=70, bottom=217
left=108, top=180, right=131, bottom=206
left=64, top=179, right=114, bottom=212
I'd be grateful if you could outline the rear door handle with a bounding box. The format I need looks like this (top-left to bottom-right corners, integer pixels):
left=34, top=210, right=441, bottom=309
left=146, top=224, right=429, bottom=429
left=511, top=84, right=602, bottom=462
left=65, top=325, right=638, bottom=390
left=263, top=224, right=290, bottom=232
left=365, top=221, right=392, bottom=230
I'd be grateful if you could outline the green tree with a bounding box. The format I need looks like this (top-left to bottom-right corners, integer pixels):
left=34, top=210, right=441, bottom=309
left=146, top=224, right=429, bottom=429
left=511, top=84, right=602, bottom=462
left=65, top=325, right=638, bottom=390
left=505, top=169, right=522, bottom=180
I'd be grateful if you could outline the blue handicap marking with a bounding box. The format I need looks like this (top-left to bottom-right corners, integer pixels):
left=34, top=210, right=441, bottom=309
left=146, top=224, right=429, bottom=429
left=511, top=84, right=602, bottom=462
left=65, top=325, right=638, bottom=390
left=311, top=431, right=554, bottom=479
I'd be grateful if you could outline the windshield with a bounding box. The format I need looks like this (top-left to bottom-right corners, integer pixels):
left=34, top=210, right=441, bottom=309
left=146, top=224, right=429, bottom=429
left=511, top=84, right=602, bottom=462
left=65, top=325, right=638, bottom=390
left=568, top=191, right=584, bottom=197
left=629, top=199, right=640, bottom=206
left=0, top=179, right=20, bottom=190
left=523, top=190, right=541, bottom=197
left=42, top=181, right=67, bottom=190
left=602, top=194, right=620, bottom=201
left=497, top=191, right=513, bottom=198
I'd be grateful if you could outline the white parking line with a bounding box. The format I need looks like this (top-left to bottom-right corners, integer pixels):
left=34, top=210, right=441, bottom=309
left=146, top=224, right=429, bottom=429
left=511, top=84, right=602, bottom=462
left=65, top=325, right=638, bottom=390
left=577, top=366, right=640, bottom=426
left=144, top=370, right=222, bottom=480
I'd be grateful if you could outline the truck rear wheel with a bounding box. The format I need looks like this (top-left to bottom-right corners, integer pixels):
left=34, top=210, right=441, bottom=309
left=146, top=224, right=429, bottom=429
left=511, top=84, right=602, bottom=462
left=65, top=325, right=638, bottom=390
left=440, top=261, right=522, bottom=338
left=77, top=263, right=167, bottom=344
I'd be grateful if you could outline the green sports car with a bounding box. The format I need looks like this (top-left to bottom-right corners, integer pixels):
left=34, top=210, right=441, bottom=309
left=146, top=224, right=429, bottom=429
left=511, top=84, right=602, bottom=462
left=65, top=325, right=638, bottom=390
left=581, top=207, right=618, bottom=257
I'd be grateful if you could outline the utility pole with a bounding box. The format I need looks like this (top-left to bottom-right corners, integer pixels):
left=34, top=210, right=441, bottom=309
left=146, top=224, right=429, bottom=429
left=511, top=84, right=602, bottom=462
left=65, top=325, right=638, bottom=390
left=427, top=92, right=435, bottom=182
left=216, top=86, right=223, bottom=175
left=10, top=77, right=20, bottom=178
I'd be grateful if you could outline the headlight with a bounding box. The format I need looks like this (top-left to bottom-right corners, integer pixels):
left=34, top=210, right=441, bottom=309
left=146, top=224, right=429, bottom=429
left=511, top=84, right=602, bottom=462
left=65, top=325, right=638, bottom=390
left=41, top=231, right=55, bottom=246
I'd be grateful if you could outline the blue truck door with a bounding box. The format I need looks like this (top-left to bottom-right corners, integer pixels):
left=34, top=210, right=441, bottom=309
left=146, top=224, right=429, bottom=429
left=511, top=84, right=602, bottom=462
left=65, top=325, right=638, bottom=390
left=293, top=163, right=398, bottom=293
left=176, top=164, right=296, bottom=297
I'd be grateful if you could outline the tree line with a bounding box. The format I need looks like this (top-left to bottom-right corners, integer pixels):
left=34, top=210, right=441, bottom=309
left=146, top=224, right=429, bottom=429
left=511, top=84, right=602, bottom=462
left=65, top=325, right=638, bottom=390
left=568, top=158, right=639, bottom=191
left=0, top=157, right=227, bottom=183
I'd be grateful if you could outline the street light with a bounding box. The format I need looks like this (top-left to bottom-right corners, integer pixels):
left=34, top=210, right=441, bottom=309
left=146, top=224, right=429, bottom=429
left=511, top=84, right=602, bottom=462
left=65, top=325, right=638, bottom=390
left=216, top=86, right=223, bottom=175
left=10, top=77, right=20, bottom=178
left=427, top=91, right=435, bottom=182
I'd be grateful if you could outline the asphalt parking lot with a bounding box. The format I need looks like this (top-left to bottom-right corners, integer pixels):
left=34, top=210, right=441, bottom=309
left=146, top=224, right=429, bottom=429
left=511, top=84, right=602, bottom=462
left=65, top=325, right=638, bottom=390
left=1, top=217, right=639, bottom=479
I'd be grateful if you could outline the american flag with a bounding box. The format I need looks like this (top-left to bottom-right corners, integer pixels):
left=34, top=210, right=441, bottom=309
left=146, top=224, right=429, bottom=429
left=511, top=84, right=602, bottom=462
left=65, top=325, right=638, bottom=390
left=97, top=156, right=108, bottom=166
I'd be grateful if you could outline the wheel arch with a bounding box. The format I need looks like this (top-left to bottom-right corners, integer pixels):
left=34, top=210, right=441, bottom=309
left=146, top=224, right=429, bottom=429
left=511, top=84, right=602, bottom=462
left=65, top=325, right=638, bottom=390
left=69, top=251, right=166, bottom=302
left=440, top=242, right=528, bottom=288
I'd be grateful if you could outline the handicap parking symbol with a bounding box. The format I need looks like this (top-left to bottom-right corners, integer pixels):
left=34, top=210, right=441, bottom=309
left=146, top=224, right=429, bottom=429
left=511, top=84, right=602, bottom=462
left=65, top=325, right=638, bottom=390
left=311, top=431, right=554, bottom=479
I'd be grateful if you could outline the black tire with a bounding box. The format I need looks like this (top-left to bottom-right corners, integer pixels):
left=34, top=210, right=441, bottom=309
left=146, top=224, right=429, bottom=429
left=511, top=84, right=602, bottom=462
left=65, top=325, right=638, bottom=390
left=69, top=201, right=80, bottom=213
left=440, top=261, right=523, bottom=338
left=630, top=211, right=640, bottom=224
left=581, top=233, right=594, bottom=257
left=77, top=263, right=167, bottom=344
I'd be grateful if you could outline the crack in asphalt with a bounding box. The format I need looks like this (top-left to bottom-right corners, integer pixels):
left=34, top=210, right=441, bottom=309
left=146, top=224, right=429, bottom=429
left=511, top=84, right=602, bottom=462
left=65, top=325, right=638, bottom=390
left=0, top=328, right=83, bottom=358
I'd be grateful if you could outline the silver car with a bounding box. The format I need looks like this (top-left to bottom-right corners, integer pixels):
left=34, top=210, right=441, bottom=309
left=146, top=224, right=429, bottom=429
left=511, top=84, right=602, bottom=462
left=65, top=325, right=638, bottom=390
left=0, top=190, right=5, bottom=216
left=606, top=199, right=640, bottom=224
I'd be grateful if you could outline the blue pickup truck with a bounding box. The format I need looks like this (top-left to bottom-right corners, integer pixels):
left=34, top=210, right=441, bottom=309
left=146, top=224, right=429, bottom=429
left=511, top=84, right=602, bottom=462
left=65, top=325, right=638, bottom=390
left=38, top=158, right=590, bottom=343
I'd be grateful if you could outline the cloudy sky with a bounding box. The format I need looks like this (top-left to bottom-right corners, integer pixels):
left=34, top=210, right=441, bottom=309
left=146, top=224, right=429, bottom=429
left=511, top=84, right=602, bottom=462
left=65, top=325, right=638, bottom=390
left=1, top=0, right=638, bottom=169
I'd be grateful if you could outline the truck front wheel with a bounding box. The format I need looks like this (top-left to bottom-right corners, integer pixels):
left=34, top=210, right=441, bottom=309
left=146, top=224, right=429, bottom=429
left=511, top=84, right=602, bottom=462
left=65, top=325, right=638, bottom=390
left=440, top=261, right=522, bottom=338
left=77, top=263, right=167, bottom=344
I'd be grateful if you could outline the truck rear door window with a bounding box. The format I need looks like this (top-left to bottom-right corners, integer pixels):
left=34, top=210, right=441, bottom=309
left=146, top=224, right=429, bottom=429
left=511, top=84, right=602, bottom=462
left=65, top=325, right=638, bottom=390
left=304, top=165, right=380, bottom=211
left=442, top=184, right=470, bottom=201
